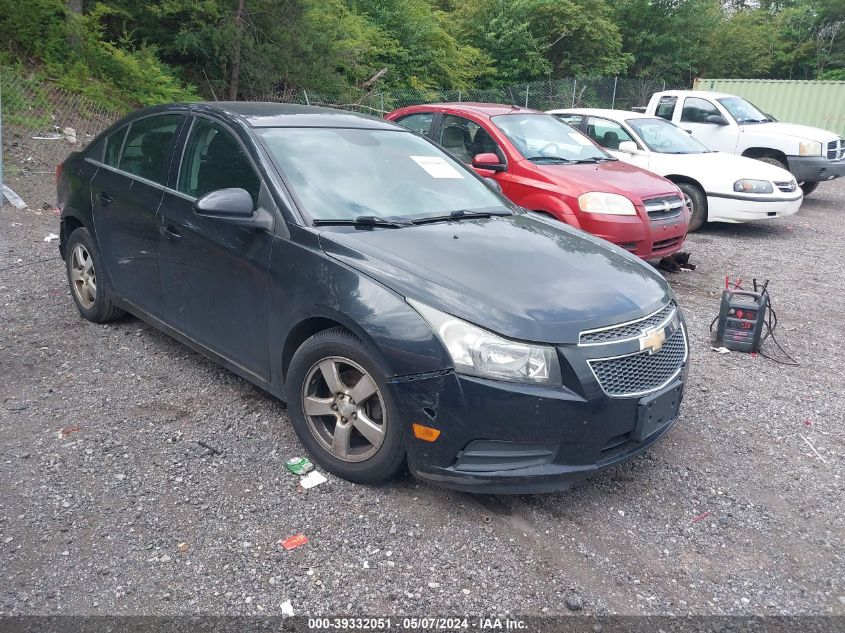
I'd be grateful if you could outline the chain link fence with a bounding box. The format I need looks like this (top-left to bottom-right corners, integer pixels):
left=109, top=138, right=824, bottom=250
left=258, top=77, right=682, bottom=116
left=1, top=68, right=122, bottom=208
left=1, top=71, right=681, bottom=208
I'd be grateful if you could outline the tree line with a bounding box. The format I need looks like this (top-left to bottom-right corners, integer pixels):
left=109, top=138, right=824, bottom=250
left=1, top=0, right=843, bottom=110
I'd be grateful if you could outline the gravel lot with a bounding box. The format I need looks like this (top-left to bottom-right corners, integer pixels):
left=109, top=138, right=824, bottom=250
left=1, top=162, right=843, bottom=618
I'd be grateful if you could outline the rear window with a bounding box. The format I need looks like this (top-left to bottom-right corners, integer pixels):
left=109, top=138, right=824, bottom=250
left=104, top=126, right=128, bottom=167
left=655, top=97, right=676, bottom=121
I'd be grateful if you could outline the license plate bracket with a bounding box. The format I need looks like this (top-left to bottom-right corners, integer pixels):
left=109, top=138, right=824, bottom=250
left=633, top=381, right=683, bottom=442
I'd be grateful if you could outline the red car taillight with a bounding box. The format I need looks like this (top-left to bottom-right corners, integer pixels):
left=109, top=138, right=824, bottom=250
left=56, top=163, right=64, bottom=186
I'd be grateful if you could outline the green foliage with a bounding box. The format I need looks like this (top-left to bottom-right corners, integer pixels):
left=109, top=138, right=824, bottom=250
left=1, top=0, right=843, bottom=108
left=0, top=0, right=197, bottom=111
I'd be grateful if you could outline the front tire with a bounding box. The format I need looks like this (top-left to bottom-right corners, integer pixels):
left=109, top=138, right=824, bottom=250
left=677, top=183, right=707, bottom=232
left=65, top=227, right=125, bottom=323
left=286, top=328, right=406, bottom=484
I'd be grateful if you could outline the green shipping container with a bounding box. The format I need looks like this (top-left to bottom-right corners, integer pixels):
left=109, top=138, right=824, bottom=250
left=695, top=78, right=845, bottom=137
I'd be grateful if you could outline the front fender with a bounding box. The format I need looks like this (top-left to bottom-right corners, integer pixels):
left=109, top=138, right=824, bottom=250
left=518, top=192, right=580, bottom=227
left=269, top=225, right=452, bottom=398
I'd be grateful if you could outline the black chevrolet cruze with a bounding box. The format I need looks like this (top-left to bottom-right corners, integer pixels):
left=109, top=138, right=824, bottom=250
left=57, top=103, right=689, bottom=493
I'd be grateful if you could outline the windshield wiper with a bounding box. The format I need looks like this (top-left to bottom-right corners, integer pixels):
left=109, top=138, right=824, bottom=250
left=410, top=209, right=511, bottom=225
left=571, top=157, right=615, bottom=163
left=312, top=215, right=411, bottom=228
left=527, top=156, right=573, bottom=163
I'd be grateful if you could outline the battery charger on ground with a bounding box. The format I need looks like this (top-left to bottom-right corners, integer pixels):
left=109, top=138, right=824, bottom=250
left=710, top=278, right=798, bottom=365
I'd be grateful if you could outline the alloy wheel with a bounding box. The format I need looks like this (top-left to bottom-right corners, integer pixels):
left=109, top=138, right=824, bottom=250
left=301, top=356, right=387, bottom=463
left=70, top=244, right=97, bottom=309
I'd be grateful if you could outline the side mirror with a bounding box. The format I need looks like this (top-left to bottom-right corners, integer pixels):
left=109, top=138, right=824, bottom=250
left=195, top=188, right=254, bottom=219
left=472, top=152, right=506, bottom=172
left=705, top=114, right=729, bottom=126
left=194, top=188, right=273, bottom=231
left=617, top=140, right=639, bottom=154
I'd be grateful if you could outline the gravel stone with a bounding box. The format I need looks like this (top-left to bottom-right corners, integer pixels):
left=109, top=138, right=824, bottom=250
left=0, top=160, right=843, bottom=616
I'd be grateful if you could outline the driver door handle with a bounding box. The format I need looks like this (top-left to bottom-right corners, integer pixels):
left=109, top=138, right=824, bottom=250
left=159, top=224, right=182, bottom=241
left=96, top=191, right=112, bottom=206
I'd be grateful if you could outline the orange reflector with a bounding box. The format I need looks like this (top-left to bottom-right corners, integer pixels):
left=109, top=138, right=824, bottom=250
left=412, top=423, right=441, bottom=442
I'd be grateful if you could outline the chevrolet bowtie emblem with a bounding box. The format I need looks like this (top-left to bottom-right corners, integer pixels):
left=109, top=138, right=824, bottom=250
left=639, top=327, right=666, bottom=354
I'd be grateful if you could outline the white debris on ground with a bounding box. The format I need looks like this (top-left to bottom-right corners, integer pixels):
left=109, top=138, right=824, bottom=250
left=2, top=185, right=27, bottom=209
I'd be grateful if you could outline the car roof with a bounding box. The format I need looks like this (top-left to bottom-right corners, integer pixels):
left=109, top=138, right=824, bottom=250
left=548, top=108, right=657, bottom=121
left=657, top=90, right=734, bottom=100
left=401, top=103, right=541, bottom=118
left=128, top=102, right=401, bottom=130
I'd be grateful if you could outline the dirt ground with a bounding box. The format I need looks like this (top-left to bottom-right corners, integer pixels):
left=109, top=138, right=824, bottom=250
left=1, top=165, right=843, bottom=618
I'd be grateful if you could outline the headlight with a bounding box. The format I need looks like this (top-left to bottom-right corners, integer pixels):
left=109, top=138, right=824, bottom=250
left=408, top=300, right=561, bottom=384
left=577, top=192, right=637, bottom=216
left=734, top=179, right=774, bottom=194
left=799, top=141, right=822, bottom=156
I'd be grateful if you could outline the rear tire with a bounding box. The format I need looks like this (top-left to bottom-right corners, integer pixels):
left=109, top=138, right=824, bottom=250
left=65, top=228, right=125, bottom=323
left=677, top=183, right=707, bottom=232
left=286, top=327, right=406, bottom=484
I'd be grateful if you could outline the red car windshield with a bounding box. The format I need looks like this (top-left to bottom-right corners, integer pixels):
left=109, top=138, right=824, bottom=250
left=492, top=113, right=611, bottom=163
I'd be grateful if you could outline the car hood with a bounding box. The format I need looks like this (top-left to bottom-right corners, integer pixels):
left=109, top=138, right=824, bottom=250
left=742, top=121, right=839, bottom=143
left=669, top=151, right=796, bottom=182
left=318, top=214, right=672, bottom=345
left=526, top=160, right=679, bottom=201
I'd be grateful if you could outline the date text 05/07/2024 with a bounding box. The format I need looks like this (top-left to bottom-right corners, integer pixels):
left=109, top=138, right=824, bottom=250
left=307, top=617, right=528, bottom=630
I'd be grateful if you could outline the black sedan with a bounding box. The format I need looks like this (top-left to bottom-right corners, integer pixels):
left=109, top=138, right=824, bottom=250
left=57, top=103, right=689, bottom=493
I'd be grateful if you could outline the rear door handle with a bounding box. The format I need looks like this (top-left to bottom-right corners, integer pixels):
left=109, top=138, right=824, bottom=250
left=159, top=224, right=182, bottom=241
left=96, top=191, right=112, bottom=206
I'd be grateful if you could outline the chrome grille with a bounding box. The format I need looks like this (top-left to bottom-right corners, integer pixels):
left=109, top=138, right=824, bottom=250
left=579, top=302, right=676, bottom=345
left=589, top=325, right=687, bottom=397
left=643, top=194, right=684, bottom=220
left=828, top=139, right=844, bottom=161
left=775, top=180, right=797, bottom=193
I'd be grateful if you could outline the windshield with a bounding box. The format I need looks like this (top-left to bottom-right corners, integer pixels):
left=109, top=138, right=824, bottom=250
left=717, top=97, right=771, bottom=124
left=257, top=128, right=509, bottom=221
left=491, top=113, right=610, bottom=162
left=627, top=118, right=709, bottom=154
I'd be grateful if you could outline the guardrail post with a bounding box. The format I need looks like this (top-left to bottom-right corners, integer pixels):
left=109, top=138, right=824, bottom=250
left=303, top=90, right=310, bottom=106
left=525, top=84, right=529, bottom=108
left=571, top=79, right=577, bottom=107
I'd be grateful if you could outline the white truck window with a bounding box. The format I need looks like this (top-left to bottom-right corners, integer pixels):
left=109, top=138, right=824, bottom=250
left=680, top=98, right=720, bottom=124
left=655, top=97, right=676, bottom=121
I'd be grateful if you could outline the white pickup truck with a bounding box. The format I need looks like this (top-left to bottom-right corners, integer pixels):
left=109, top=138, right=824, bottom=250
left=644, top=90, right=845, bottom=196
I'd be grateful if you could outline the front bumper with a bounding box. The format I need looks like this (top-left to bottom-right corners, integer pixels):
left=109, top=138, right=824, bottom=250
left=705, top=193, right=802, bottom=223
left=577, top=208, right=689, bottom=261
left=388, top=340, right=688, bottom=494
left=786, top=155, right=845, bottom=183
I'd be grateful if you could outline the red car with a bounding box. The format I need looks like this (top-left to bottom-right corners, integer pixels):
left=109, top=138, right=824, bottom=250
left=386, top=104, right=689, bottom=259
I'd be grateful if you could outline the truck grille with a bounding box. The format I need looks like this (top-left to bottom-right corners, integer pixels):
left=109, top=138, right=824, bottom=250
left=579, top=302, right=676, bottom=345
left=588, top=325, right=688, bottom=397
left=643, top=194, right=685, bottom=220
left=828, top=139, right=844, bottom=161
left=775, top=180, right=797, bottom=193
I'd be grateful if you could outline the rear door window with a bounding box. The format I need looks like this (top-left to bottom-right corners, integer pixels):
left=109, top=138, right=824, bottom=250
left=395, top=113, right=434, bottom=135
left=118, top=114, right=185, bottom=183
left=553, top=113, right=583, bottom=128
left=178, top=117, right=261, bottom=205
